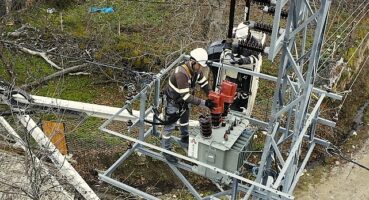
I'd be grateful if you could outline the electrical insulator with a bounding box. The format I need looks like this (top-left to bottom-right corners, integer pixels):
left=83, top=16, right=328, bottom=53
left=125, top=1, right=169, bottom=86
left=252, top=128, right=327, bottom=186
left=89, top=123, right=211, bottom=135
left=262, top=6, right=288, bottom=18
left=238, top=38, right=265, bottom=53
left=254, top=22, right=273, bottom=34
left=199, top=115, right=212, bottom=138
left=252, top=0, right=276, bottom=6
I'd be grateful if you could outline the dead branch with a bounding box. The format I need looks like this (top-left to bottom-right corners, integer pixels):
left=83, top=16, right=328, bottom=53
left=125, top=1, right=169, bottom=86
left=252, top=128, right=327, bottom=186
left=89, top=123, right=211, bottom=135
left=21, top=64, right=88, bottom=90
left=68, top=72, right=91, bottom=76
left=18, top=46, right=62, bottom=70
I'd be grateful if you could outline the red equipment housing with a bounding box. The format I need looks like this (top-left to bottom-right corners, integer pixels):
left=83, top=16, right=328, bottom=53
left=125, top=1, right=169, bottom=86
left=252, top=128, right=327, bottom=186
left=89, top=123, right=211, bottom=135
left=207, top=81, right=238, bottom=128
left=208, top=91, right=224, bottom=114
left=220, top=80, right=237, bottom=104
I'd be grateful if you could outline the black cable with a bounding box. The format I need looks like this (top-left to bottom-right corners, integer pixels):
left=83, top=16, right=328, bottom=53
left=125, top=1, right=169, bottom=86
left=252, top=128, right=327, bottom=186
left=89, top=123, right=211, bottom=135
left=326, top=145, right=369, bottom=172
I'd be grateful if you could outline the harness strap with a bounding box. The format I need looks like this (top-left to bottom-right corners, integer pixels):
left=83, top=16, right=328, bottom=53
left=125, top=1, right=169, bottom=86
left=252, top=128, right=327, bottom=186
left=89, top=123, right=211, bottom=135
left=182, top=64, right=192, bottom=79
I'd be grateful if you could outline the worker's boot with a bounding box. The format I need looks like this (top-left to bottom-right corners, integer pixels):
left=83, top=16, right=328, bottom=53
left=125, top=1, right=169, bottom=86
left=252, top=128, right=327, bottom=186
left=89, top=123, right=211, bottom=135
left=161, top=137, right=178, bottom=164
left=179, top=126, right=189, bottom=149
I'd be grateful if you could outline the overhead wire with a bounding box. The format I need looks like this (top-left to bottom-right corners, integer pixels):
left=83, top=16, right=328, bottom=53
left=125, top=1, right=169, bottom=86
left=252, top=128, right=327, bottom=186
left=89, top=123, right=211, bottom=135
left=318, top=7, right=369, bottom=72
left=315, top=28, right=369, bottom=83
left=319, top=1, right=369, bottom=65
left=338, top=54, right=369, bottom=113
left=320, top=1, right=369, bottom=59
left=323, top=0, right=368, bottom=45
left=346, top=31, right=369, bottom=63
left=326, top=145, right=369, bottom=172
left=319, top=30, right=369, bottom=115
left=325, top=0, right=343, bottom=36
left=300, top=1, right=368, bottom=78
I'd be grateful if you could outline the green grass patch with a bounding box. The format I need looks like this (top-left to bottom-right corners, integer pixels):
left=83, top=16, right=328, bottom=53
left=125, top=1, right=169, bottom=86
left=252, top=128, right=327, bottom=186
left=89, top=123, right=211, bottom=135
left=33, top=75, right=97, bottom=102
left=67, top=117, right=121, bottom=146
left=19, top=0, right=166, bottom=39
left=0, top=48, right=57, bottom=84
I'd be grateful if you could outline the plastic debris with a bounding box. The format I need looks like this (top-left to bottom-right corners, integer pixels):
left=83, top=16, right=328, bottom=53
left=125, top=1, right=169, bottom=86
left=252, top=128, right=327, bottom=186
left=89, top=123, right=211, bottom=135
left=47, top=8, right=56, bottom=14
left=352, top=131, right=357, bottom=136
left=89, top=7, right=114, bottom=13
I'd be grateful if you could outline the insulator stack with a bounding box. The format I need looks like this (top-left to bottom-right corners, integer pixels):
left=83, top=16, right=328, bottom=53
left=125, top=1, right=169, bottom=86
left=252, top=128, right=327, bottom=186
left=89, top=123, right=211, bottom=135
left=211, top=113, right=222, bottom=127
left=263, top=6, right=288, bottom=18
left=199, top=115, right=212, bottom=138
left=238, top=38, right=264, bottom=53
left=252, top=0, right=272, bottom=6
left=254, top=22, right=273, bottom=33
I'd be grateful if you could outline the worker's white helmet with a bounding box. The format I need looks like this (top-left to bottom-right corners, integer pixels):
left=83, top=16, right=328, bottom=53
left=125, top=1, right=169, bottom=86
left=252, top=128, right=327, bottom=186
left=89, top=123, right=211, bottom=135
left=190, top=48, right=208, bottom=67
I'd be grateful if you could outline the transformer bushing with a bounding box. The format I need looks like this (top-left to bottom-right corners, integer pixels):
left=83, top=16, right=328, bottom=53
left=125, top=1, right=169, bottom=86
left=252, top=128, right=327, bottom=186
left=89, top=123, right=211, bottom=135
left=199, top=115, right=212, bottom=138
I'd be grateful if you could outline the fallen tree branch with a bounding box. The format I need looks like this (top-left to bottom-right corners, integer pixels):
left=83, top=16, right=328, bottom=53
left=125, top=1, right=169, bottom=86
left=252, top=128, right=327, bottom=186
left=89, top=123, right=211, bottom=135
left=68, top=72, right=91, bottom=76
left=18, top=46, right=62, bottom=70
left=21, top=64, right=88, bottom=90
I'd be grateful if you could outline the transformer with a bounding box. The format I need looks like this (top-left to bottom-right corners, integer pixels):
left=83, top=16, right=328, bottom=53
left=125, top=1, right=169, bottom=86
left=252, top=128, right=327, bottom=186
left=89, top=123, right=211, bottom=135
left=188, top=81, right=255, bottom=184
left=188, top=115, right=254, bottom=184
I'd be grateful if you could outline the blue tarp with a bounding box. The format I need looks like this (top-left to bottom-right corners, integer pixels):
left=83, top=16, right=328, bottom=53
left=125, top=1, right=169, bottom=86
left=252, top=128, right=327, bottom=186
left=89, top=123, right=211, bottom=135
left=89, top=7, right=114, bottom=13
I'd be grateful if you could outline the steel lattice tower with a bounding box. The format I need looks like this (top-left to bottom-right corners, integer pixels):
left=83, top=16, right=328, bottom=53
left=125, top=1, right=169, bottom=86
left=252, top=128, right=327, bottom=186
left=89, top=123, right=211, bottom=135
left=247, top=0, right=336, bottom=197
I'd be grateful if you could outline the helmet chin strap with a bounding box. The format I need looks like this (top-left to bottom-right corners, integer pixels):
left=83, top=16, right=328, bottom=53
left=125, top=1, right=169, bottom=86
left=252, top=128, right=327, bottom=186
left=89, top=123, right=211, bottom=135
left=187, top=60, right=196, bottom=74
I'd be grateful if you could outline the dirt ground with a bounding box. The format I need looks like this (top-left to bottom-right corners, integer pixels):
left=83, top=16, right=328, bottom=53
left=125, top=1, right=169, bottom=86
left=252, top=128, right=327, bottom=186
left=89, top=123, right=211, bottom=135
left=296, top=133, right=369, bottom=200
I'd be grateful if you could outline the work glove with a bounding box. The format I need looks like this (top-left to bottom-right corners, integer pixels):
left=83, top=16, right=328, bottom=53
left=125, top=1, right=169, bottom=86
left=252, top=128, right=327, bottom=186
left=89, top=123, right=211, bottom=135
left=205, top=99, right=216, bottom=110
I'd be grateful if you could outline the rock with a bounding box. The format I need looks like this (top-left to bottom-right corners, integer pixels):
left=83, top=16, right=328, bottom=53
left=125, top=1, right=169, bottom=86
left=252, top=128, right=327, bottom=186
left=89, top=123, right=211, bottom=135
left=335, top=161, right=340, bottom=165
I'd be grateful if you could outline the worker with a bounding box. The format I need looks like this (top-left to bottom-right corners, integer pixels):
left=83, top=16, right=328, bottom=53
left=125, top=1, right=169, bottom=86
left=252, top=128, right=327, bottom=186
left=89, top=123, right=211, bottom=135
left=162, top=48, right=215, bottom=163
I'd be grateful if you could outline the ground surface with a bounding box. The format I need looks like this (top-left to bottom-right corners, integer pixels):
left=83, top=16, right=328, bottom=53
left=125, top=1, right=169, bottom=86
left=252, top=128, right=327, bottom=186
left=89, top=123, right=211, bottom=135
left=296, top=132, right=369, bottom=200
left=0, top=150, right=73, bottom=199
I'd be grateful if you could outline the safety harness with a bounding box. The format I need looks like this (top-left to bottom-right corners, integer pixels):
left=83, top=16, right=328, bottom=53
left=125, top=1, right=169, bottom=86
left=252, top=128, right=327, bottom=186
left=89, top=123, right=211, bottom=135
left=144, top=64, right=194, bottom=126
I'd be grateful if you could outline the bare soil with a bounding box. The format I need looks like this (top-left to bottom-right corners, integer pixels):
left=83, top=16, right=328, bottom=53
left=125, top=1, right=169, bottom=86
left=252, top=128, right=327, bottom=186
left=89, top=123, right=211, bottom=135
left=296, top=131, right=369, bottom=200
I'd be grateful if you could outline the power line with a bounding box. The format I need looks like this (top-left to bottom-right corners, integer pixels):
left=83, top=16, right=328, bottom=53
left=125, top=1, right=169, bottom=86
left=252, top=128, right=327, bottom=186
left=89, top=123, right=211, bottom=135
left=327, top=145, right=369, bottom=172
left=322, top=1, right=369, bottom=55
left=325, top=0, right=343, bottom=36
left=318, top=7, right=369, bottom=71
left=338, top=54, right=369, bottom=112
left=346, top=31, right=369, bottom=63
left=323, top=0, right=369, bottom=46
left=316, top=29, right=369, bottom=81
left=319, top=1, right=369, bottom=60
